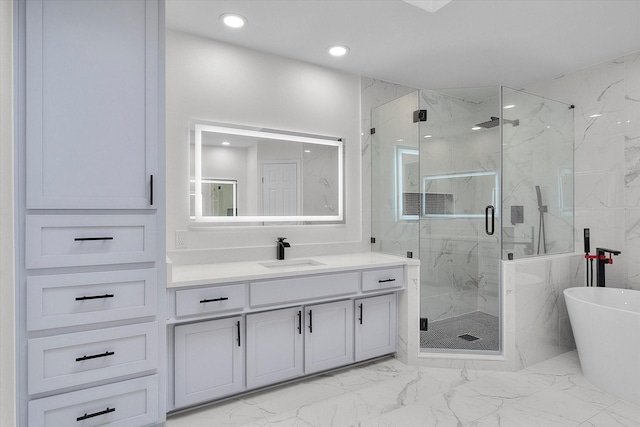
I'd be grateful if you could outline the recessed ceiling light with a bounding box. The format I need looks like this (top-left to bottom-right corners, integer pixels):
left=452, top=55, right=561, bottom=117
left=221, top=141, right=230, bottom=146
left=304, top=150, right=311, bottom=153
left=589, top=113, right=602, bottom=118
left=503, top=104, right=516, bottom=109
left=423, top=135, right=433, bottom=138
left=220, top=13, right=246, bottom=28
left=328, top=45, right=349, bottom=57
left=472, top=126, right=482, bottom=131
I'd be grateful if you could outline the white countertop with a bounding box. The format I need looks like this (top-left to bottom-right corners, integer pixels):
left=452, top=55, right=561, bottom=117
left=168, top=252, right=419, bottom=288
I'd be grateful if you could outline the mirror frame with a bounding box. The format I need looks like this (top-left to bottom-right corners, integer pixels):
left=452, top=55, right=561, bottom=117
left=192, top=122, right=344, bottom=223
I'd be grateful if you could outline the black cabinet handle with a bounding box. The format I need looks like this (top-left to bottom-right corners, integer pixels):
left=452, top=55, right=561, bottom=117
left=74, top=237, right=113, bottom=242
left=308, top=309, right=313, bottom=333
left=236, top=320, right=241, bottom=347
left=485, top=205, right=495, bottom=236
left=358, top=303, right=363, bottom=325
left=297, top=310, right=302, bottom=334
left=77, top=407, right=115, bottom=422
left=378, top=278, right=396, bottom=283
left=75, top=351, right=115, bottom=362
left=150, top=174, right=154, bottom=206
left=75, top=294, right=114, bottom=301
left=199, top=297, right=229, bottom=304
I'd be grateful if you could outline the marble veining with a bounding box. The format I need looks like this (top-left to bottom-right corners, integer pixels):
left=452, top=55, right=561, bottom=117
left=166, top=351, right=639, bottom=427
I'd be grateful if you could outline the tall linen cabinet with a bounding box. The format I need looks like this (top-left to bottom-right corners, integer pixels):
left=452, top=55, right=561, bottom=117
left=15, top=0, right=166, bottom=426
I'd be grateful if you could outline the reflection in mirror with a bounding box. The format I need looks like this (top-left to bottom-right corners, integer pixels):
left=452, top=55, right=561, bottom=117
left=396, top=148, right=419, bottom=220
left=190, top=179, right=237, bottom=218
left=191, top=122, right=344, bottom=223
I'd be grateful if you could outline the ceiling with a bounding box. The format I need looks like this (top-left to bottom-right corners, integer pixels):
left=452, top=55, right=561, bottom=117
left=166, top=0, right=640, bottom=90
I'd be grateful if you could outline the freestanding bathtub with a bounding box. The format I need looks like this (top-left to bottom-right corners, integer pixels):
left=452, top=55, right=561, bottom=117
left=564, top=287, right=640, bottom=407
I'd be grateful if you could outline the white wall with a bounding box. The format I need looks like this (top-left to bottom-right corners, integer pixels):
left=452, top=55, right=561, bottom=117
left=0, top=0, right=15, bottom=425
left=527, top=51, right=640, bottom=290
left=166, top=30, right=362, bottom=263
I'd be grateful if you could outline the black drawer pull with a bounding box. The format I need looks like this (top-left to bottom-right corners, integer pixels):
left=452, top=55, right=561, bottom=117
left=75, top=294, right=114, bottom=301
left=297, top=310, right=302, bottom=334
left=75, top=351, right=115, bottom=362
left=77, top=407, right=115, bottom=422
left=378, top=278, right=396, bottom=283
left=199, top=297, right=229, bottom=303
left=358, top=303, right=363, bottom=325
left=150, top=174, right=154, bottom=206
left=74, top=237, right=114, bottom=242
left=308, top=310, right=313, bottom=333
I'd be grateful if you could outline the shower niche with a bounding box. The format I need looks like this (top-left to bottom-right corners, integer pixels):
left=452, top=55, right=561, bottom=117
left=371, top=86, right=574, bottom=354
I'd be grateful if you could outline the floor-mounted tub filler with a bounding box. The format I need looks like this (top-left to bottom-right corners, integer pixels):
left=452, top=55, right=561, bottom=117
left=565, top=287, right=640, bottom=407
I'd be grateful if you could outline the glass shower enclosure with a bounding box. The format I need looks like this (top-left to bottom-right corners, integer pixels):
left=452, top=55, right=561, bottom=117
left=371, top=87, right=573, bottom=354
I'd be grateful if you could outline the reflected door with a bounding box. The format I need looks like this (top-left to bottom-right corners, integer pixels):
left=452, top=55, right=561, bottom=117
left=261, top=163, right=299, bottom=216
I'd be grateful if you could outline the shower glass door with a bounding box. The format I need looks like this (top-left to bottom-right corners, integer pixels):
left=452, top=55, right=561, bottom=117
left=418, top=87, right=502, bottom=353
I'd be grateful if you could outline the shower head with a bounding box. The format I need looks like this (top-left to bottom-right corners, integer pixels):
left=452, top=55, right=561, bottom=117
left=474, top=116, right=520, bottom=129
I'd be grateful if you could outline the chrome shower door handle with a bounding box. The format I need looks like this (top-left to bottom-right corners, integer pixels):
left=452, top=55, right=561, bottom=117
left=485, top=205, right=495, bottom=236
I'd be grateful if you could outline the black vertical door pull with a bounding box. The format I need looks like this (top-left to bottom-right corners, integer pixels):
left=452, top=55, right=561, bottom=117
left=308, top=310, right=313, bottom=333
left=150, top=175, right=154, bottom=206
left=297, top=310, right=302, bottom=334
left=358, top=303, right=363, bottom=325
left=236, top=320, right=241, bottom=347
left=485, top=205, right=495, bottom=235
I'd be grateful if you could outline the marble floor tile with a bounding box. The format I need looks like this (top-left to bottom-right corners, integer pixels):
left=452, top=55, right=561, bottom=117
left=166, top=351, right=638, bottom=427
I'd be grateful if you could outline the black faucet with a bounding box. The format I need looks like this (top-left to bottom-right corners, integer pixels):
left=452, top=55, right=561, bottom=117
left=596, top=247, right=621, bottom=287
left=276, top=237, right=290, bottom=260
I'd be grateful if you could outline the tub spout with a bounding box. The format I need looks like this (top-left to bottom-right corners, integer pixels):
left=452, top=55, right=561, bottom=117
left=596, top=247, right=621, bottom=287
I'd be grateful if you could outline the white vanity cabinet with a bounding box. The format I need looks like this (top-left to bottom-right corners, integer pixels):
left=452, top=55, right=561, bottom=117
left=246, top=307, right=304, bottom=389
left=169, top=262, right=406, bottom=412
left=174, top=317, right=244, bottom=408
left=17, top=0, right=165, bottom=426
left=25, top=0, right=158, bottom=210
left=355, top=294, right=398, bottom=362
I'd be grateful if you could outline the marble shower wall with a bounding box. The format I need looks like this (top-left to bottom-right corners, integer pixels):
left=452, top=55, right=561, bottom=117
left=526, top=50, right=640, bottom=290
left=502, top=89, right=574, bottom=259
left=370, top=92, right=420, bottom=257
left=361, top=78, right=418, bottom=253
left=502, top=253, right=582, bottom=370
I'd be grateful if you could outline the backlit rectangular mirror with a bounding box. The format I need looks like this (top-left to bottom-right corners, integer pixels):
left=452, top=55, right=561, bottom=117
left=191, top=122, right=344, bottom=223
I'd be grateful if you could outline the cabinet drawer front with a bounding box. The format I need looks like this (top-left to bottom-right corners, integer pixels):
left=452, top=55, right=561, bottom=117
left=27, top=269, right=157, bottom=331
left=176, top=284, right=246, bottom=317
left=362, top=267, right=404, bottom=291
left=250, top=272, right=359, bottom=307
left=26, top=215, right=156, bottom=268
left=28, top=375, right=159, bottom=427
left=28, top=322, right=158, bottom=394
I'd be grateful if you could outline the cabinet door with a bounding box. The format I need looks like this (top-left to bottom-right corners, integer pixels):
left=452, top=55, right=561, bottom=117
left=355, top=294, right=397, bottom=361
left=25, top=0, right=158, bottom=209
left=305, top=300, right=354, bottom=374
left=246, top=307, right=303, bottom=389
left=174, top=317, right=244, bottom=408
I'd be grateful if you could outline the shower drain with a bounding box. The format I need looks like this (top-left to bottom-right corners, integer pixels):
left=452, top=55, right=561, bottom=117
left=458, top=333, right=480, bottom=342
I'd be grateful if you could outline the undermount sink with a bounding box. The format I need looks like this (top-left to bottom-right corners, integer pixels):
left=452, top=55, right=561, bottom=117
left=259, top=259, right=325, bottom=270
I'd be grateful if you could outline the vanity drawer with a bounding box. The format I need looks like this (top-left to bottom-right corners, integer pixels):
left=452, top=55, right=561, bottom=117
left=25, top=215, right=156, bottom=269
left=250, top=272, right=359, bottom=307
left=28, top=375, right=159, bottom=427
left=28, top=322, right=158, bottom=394
left=176, top=284, right=246, bottom=317
left=362, top=267, right=404, bottom=291
left=27, top=269, right=157, bottom=331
